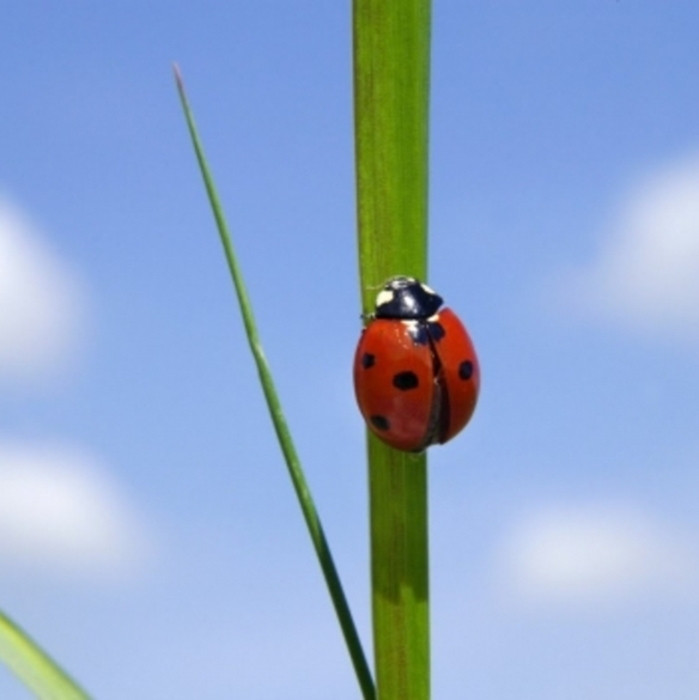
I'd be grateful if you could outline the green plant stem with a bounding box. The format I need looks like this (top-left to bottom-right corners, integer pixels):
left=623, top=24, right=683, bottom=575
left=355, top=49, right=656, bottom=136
left=0, top=612, right=90, bottom=699
left=353, top=1, right=432, bottom=698
left=174, top=66, right=375, bottom=700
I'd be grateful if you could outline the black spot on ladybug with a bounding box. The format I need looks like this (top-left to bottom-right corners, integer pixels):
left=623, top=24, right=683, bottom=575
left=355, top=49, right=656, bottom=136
left=361, top=353, right=376, bottom=369
left=370, top=415, right=390, bottom=431
left=459, top=360, right=473, bottom=380
left=428, top=321, right=445, bottom=342
left=393, top=371, right=419, bottom=390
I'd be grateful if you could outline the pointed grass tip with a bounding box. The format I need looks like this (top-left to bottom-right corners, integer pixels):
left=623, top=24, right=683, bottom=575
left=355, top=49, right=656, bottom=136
left=172, top=62, right=185, bottom=92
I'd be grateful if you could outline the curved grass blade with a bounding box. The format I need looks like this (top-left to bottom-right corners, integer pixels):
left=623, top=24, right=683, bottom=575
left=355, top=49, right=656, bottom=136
left=353, top=1, right=432, bottom=697
left=0, top=611, right=90, bottom=699
left=174, top=65, right=375, bottom=700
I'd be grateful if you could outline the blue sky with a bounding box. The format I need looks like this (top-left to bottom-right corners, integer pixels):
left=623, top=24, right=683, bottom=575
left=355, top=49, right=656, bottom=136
left=2, top=2, right=699, bottom=698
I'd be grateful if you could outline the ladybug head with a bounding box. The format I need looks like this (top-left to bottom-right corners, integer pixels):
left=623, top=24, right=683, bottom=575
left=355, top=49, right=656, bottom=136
left=374, top=276, right=443, bottom=319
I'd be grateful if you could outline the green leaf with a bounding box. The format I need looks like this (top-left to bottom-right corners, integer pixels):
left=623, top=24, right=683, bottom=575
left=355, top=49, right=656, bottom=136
left=0, top=611, right=90, bottom=699
left=174, top=66, right=375, bottom=700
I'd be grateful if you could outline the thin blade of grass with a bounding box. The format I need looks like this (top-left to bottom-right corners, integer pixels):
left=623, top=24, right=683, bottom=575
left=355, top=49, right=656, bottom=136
left=0, top=611, right=90, bottom=699
left=174, top=65, right=375, bottom=700
left=353, top=1, right=432, bottom=697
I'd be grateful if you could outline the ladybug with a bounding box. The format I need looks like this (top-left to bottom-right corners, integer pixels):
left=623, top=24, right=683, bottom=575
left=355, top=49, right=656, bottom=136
left=353, top=276, right=479, bottom=452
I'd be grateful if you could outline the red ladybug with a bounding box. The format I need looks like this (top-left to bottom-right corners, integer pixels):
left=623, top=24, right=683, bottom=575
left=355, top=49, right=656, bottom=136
left=353, top=276, right=479, bottom=452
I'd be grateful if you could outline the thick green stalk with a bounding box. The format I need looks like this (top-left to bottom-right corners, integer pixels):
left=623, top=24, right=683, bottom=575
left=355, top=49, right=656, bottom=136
left=353, top=1, right=432, bottom=698
left=174, top=67, right=375, bottom=699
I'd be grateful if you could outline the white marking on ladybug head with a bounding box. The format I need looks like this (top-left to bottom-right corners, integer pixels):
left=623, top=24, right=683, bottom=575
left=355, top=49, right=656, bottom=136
left=401, top=320, right=420, bottom=331
left=421, top=283, right=437, bottom=296
left=376, top=289, right=395, bottom=307
left=427, top=313, right=440, bottom=323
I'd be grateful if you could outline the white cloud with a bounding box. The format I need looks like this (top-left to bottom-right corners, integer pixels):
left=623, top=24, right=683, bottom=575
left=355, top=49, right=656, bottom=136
left=563, top=152, right=699, bottom=338
left=500, top=503, right=697, bottom=608
left=0, top=196, right=86, bottom=382
left=0, top=442, right=152, bottom=581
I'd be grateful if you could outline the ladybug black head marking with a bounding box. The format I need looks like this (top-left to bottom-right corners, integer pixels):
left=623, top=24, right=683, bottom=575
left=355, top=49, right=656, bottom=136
left=375, top=276, right=443, bottom=320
